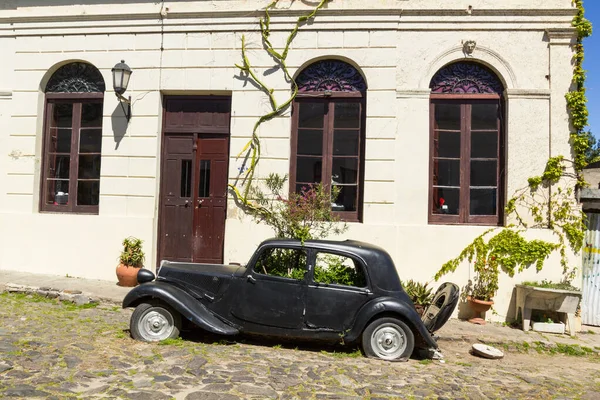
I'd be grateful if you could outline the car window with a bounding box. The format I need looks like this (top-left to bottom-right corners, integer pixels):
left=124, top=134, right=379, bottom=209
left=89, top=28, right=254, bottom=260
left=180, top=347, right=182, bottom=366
left=313, top=252, right=367, bottom=288
left=253, top=247, right=307, bottom=280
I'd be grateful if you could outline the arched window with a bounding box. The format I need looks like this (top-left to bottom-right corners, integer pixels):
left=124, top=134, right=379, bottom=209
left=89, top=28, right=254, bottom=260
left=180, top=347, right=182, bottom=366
left=41, top=62, right=105, bottom=213
left=290, top=59, right=367, bottom=222
left=429, top=62, right=504, bottom=225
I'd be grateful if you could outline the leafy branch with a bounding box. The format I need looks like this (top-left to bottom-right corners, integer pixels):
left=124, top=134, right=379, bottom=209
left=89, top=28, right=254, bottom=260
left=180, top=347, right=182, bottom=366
left=230, top=0, right=331, bottom=205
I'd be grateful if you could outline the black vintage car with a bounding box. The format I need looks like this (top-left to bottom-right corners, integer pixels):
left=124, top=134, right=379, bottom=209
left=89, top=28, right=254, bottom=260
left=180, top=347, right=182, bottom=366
left=123, top=239, right=459, bottom=361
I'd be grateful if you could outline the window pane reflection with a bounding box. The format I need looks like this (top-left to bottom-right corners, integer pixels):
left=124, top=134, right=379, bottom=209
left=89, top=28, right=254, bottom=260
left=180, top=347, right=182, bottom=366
left=299, top=103, right=325, bottom=129
left=334, top=103, right=360, bottom=129
left=470, top=188, right=497, bottom=215
left=297, top=130, right=323, bottom=156
left=435, top=104, right=460, bottom=130
left=77, top=181, right=100, bottom=206
left=471, top=104, right=498, bottom=130
left=296, top=157, right=322, bottom=183
left=332, top=158, right=358, bottom=184
left=435, top=131, right=460, bottom=158
left=334, top=130, right=359, bottom=156
left=432, top=187, right=459, bottom=215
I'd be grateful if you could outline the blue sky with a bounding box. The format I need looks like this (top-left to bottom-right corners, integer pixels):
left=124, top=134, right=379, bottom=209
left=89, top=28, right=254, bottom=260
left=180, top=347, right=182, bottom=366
left=585, top=2, right=599, bottom=136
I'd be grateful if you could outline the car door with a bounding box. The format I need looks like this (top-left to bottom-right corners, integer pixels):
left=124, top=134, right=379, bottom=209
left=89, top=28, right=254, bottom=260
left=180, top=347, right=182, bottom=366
left=231, top=246, right=308, bottom=329
left=304, top=250, right=372, bottom=332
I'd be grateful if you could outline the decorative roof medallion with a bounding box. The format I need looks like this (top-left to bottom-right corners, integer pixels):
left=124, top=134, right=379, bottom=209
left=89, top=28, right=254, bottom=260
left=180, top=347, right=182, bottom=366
left=46, top=62, right=106, bottom=93
left=430, top=62, right=503, bottom=94
left=296, top=60, right=367, bottom=92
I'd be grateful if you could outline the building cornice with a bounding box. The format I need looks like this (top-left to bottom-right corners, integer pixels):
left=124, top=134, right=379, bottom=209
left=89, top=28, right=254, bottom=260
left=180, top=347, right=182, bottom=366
left=546, top=28, right=577, bottom=45
left=0, top=8, right=577, bottom=25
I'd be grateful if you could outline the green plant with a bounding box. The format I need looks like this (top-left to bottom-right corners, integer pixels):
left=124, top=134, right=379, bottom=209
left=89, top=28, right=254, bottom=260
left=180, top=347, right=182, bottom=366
left=401, top=280, right=434, bottom=306
left=522, top=279, right=580, bottom=291
left=119, top=237, right=145, bottom=268
left=434, top=2, right=592, bottom=300
left=246, top=173, right=348, bottom=242
left=229, top=0, right=330, bottom=205
left=314, top=254, right=364, bottom=287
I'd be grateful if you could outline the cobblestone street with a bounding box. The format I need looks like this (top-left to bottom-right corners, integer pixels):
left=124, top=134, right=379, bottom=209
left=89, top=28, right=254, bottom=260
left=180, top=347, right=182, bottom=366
left=1, top=292, right=600, bottom=400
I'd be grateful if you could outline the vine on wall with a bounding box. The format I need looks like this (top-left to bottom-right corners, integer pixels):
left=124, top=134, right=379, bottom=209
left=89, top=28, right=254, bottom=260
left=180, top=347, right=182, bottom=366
left=435, top=0, right=592, bottom=300
left=229, top=0, right=330, bottom=211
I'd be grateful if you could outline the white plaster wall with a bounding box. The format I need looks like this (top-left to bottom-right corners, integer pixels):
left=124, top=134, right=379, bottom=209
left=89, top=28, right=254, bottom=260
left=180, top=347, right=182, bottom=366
left=0, top=0, right=579, bottom=321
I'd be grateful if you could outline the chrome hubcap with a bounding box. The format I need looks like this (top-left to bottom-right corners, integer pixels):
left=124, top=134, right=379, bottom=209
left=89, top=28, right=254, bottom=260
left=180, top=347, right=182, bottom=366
left=371, top=323, right=407, bottom=360
left=139, top=309, right=173, bottom=341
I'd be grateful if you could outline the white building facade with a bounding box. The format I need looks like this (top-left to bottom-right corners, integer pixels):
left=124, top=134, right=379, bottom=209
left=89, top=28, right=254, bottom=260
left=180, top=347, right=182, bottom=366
left=0, top=0, right=580, bottom=319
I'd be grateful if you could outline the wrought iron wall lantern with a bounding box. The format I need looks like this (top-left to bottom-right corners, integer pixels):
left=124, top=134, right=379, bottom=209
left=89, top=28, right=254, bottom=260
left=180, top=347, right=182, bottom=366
left=111, top=60, right=133, bottom=121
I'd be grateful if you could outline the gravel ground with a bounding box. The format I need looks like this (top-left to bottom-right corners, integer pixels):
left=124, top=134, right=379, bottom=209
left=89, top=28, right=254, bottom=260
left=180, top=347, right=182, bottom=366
left=1, top=292, right=599, bottom=399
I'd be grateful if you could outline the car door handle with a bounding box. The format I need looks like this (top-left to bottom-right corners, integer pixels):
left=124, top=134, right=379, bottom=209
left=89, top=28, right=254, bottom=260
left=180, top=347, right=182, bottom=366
left=247, top=275, right=256, bottom=284
left=359, top=289, right=371, bottom=296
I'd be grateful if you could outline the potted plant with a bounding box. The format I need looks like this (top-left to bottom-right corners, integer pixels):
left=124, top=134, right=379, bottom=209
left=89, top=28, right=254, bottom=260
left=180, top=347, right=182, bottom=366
left=401, top=280, right=434, bottom=316
left=461, top=257, right=497, bottom=324
left=116, top=237, right=145, bottom=287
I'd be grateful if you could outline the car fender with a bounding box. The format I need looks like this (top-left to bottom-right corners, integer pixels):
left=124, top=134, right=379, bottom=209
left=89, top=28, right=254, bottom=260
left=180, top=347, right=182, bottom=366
left=345, top=297, right=438, bottom=348
left=122, top=281, right=239, bottom=336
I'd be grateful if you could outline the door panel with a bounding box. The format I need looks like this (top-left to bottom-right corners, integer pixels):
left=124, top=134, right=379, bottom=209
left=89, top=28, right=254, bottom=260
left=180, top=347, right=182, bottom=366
left=233, top=276, right=305, bottom=329
left=193, top=137, right=229, bottom=263
left=158, top=96, right=231, bottom=265
left=159, top=136, right=194, bottom=262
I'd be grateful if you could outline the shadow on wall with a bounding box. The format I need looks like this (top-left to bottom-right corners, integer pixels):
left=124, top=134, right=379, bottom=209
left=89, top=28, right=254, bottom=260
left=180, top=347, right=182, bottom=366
left=111, top=104, right=128, bottom=150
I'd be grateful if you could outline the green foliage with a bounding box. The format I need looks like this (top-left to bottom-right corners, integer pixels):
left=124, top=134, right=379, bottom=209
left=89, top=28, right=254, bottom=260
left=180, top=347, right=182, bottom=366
left=247, top=173, right=348, bottom=242
left=401, top=279, right=434, bottom=306
left=314, top=254, right=364, bottom=287
left=254, top=247, right=307, bottom=279
left=436, top=4, right=592, bottom=300
left=436, top=229, right=558, bottom=301
left=569, top=0, right=593, bottom=173
left=119, top=237, right=145, bottom=268
left=522, top=279, right=580, bottom=291
left=230, top=0, right=331, bottom=203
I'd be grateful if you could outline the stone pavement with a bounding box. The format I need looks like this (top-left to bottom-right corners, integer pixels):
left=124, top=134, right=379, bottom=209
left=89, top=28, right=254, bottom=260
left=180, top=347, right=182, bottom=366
left=1, top=270, right=600, bottom=399
left=1, top=268, right=599, bottom=350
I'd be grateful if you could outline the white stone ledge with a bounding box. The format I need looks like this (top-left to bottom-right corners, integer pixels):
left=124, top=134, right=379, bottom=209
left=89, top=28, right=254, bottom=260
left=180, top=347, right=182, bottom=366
left=505, top=89, right=551, bottom=100
left=396, top=89, right=431, bottom=99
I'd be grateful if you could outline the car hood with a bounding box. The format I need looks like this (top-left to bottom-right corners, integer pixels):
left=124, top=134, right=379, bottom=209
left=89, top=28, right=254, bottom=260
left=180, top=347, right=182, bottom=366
left=156, top=261, right=245, bottom=297
left=158, top=261, right=244, bottom=278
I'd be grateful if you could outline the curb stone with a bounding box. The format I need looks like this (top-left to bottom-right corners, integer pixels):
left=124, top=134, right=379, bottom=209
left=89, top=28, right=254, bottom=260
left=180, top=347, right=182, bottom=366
left=3, top=283, right=99, bottom=306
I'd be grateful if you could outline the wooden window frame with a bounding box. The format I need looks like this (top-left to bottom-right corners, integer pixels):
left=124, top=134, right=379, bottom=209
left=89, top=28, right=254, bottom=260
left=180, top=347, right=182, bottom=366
left=40, top=92, right=104, bottom=214
left=290, top=92, right=366, bottom=223
left=428, top=94, right=505, bottom=226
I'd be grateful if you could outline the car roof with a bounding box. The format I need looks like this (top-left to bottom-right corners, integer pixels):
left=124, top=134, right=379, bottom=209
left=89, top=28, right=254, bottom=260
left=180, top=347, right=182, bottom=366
left=259, top=238, right=387, bottom=256
left=257, top=238, right=401, bottom=292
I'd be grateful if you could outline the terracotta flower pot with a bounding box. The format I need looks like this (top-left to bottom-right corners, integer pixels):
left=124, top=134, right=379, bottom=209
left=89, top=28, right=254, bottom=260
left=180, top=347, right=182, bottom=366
left=116, top=263, right=141, bottom=287
left=467, top=296, right=494, bottom=325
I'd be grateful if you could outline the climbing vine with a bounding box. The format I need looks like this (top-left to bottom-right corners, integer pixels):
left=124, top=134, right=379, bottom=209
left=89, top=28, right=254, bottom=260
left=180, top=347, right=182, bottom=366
left=229, top=0, right=331, bottom=208
left=436, top=1, right=592, bottom=300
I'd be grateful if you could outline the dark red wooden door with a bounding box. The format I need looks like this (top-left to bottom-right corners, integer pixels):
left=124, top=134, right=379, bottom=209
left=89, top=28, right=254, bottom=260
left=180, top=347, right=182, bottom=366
left=159, top=97, right=231, bottom=264
left=193, top=136, right=229, bottom=263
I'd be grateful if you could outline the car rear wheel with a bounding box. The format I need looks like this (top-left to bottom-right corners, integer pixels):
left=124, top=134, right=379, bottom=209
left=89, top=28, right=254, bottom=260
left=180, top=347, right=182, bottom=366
left=130, top=301, right=181, bottom=342
left=362, top=317, right=414, bottom=361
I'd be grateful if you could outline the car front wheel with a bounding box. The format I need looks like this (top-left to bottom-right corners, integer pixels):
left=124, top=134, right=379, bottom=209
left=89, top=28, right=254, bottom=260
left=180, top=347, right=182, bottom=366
left=362, top=317, right=414, bottom=361
left=130, top=301, right=181, bottom=342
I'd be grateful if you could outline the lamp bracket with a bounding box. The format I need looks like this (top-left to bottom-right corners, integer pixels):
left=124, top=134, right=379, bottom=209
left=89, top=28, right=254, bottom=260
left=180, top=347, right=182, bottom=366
left=115, top=93, right=131, bottom=121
